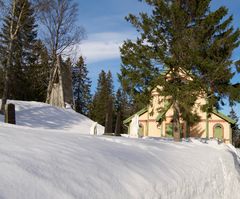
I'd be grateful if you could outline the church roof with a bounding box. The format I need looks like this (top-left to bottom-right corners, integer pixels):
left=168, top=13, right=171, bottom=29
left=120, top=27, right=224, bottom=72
left=123, top=107, right=148, bottom=124
left=212, top=109, right=236, bottom=124
left=124, top=106, right=236, bottom=125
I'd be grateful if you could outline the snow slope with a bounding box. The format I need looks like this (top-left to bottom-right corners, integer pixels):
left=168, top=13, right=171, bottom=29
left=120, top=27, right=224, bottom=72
left=0, top=100, right=104, bottom=134
left=0, top=126, right=239, bottom=199
left=0, top=100, right=239, bottom=198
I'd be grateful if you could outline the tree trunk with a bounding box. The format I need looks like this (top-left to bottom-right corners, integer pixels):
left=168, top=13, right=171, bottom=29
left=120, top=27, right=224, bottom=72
left=1, top=41, right=13, bottom=114
left=46, top=53, right=58, bottom=103
left=104, top=99, right=113, bottom=134
left=1, top=70, right=9, bottom=114
left=104, top=112, right=109, bottom=134
left=114, top=111, right=121, bottom=136
left=186, top=120, right=190, bottom=138
left=1, top=0, right=26, bottom=114
left=173, top=102, right=181, bottom=141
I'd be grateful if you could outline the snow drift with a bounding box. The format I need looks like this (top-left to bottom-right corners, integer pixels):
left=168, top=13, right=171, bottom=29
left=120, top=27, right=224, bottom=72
left=0, top=100, right=104, bottom=134
left=0, top=100, right=239, bottom=198
left=0, top=128, right=239, bottom=198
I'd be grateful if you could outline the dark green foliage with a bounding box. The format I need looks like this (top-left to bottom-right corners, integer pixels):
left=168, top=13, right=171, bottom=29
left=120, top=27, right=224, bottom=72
left=114, top=89, right=123, bottom=135
left=27, top=40, right=50, bottom=101
left=114, top=88, right=134, bottom=135
left=72, top=56, right=92, bottom=116
left=228, top=107, right=240, bottom=147
left=114, top=111, right=121, bottom=135
left=120, top=0, right=240, bottom=138
left=0, top=0, right=38, bottom=100
left=105, top=97, right=113, bottom=134
left=90, top=70, right=114, bottom=129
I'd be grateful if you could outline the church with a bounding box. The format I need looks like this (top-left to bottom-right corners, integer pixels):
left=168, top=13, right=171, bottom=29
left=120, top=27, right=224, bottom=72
left=123, top=87, right=236, bottom=144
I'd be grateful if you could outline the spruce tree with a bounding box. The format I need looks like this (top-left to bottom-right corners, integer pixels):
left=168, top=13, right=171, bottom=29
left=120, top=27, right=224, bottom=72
left=105, top=97, right=113, bottom=134
left=114, top=88, right=133, bottom=135
left=72, top=56, right=92, bottom=116
left=228, top=107, right=240, bottom=147
left=90, top=70, right=114, bottom=131
left=105, top=71, right=114, bottom=134
left=27, top=40, right=50, bottom=101
left=114, top=89, right=122, bottom=135
left=120, top=0, right=240, bottom=140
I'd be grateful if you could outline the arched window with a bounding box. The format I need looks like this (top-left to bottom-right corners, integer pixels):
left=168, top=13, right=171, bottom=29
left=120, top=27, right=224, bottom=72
left=213, top=124, right=224, bottom=140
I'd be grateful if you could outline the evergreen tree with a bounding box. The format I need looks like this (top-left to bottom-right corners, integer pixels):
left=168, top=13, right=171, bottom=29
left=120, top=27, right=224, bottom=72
left=120, top=0, right=240, bottom=140
left=114, top=89, right=122, bottom=135
left=105, top=71, right=114, bottom=134
left=72, top=56, right=92, bottom=116
left=114, top=88, right=133, bottom=135
left=27, top=40, right=50, bottom=101
left=90, top=70, right=114, bottom=131
left=228, top=107, right=240, bottom=147
left=0, top=0, right=37, bottom=108
left=105, top=97, right=113, bottom=134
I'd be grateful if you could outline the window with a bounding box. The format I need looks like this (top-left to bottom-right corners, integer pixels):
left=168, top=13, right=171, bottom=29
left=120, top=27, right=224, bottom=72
left=214, top=124, right=223, bottom=140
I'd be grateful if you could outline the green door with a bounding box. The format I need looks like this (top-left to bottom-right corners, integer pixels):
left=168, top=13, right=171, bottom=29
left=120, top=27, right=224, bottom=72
left=214, top=124, right=223, bottom=139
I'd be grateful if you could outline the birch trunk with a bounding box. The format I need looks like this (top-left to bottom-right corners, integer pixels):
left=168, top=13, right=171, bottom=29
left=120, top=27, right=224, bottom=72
left=1, top=42, right=12, bottom=113
left=1, top=0, right=26, bottom=114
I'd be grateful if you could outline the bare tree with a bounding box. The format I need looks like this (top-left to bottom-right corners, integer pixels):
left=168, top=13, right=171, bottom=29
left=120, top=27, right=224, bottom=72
left=0, top=1, right=8, bottom=26
left=36, top=0, right=85, bottom=103
left=0, top=0, right=4, bottom=11
left=37, top=0, right=85, bottom=59
left=0, top=0, right=27, bottom=113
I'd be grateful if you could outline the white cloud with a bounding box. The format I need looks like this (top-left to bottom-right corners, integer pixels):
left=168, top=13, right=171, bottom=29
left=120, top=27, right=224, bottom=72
left=73, top=31, right=137, bottom=64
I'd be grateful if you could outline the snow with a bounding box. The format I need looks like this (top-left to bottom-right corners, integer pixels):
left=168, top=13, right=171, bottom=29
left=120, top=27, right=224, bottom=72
left=0, top=100, right=104, bottom=135
left=0, top=100, right=239, bottom=199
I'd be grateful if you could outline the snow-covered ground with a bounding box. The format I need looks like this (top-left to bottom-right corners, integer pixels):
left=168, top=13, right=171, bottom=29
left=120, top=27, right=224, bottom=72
left=0, top=100, right=104, bottom=134
left=0, top=100, right=239, bottom=199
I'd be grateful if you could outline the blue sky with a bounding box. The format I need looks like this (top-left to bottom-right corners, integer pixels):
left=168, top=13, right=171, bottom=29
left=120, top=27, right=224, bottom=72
left=76, top=0, right=150, bottom=90
left=76, top=0, right=240, bottom=119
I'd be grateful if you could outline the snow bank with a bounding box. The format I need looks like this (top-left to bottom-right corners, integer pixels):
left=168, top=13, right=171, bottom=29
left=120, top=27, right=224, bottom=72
left=0, top=100, right=239, bottom=198
left=0, top=126, right=239, bottom=199
left=0, top=100, right=104, bottom=134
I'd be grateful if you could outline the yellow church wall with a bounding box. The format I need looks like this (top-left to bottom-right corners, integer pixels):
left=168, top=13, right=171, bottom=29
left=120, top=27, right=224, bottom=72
left=128, top=89, right=232, bottom=143
left=189, top=121, right=206, bottom=138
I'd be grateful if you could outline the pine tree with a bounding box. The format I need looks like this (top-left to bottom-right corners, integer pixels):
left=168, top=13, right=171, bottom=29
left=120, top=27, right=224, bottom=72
left=90, top=70, right=114, bottom=131
left=120, top=0, right=240, bottom=140
left=228, top=107, right=240, bottom=147
left=72, top=56, right=92, bottom=116
left=0, top=0, right=37, bottom=109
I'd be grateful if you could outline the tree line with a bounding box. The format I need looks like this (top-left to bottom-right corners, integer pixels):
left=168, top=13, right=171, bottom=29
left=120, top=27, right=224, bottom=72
left=0, top=0, right=84, bottom=111
left=72, top=56, right=134, bottom=135
left=0, top=0, right=135, bottom=135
